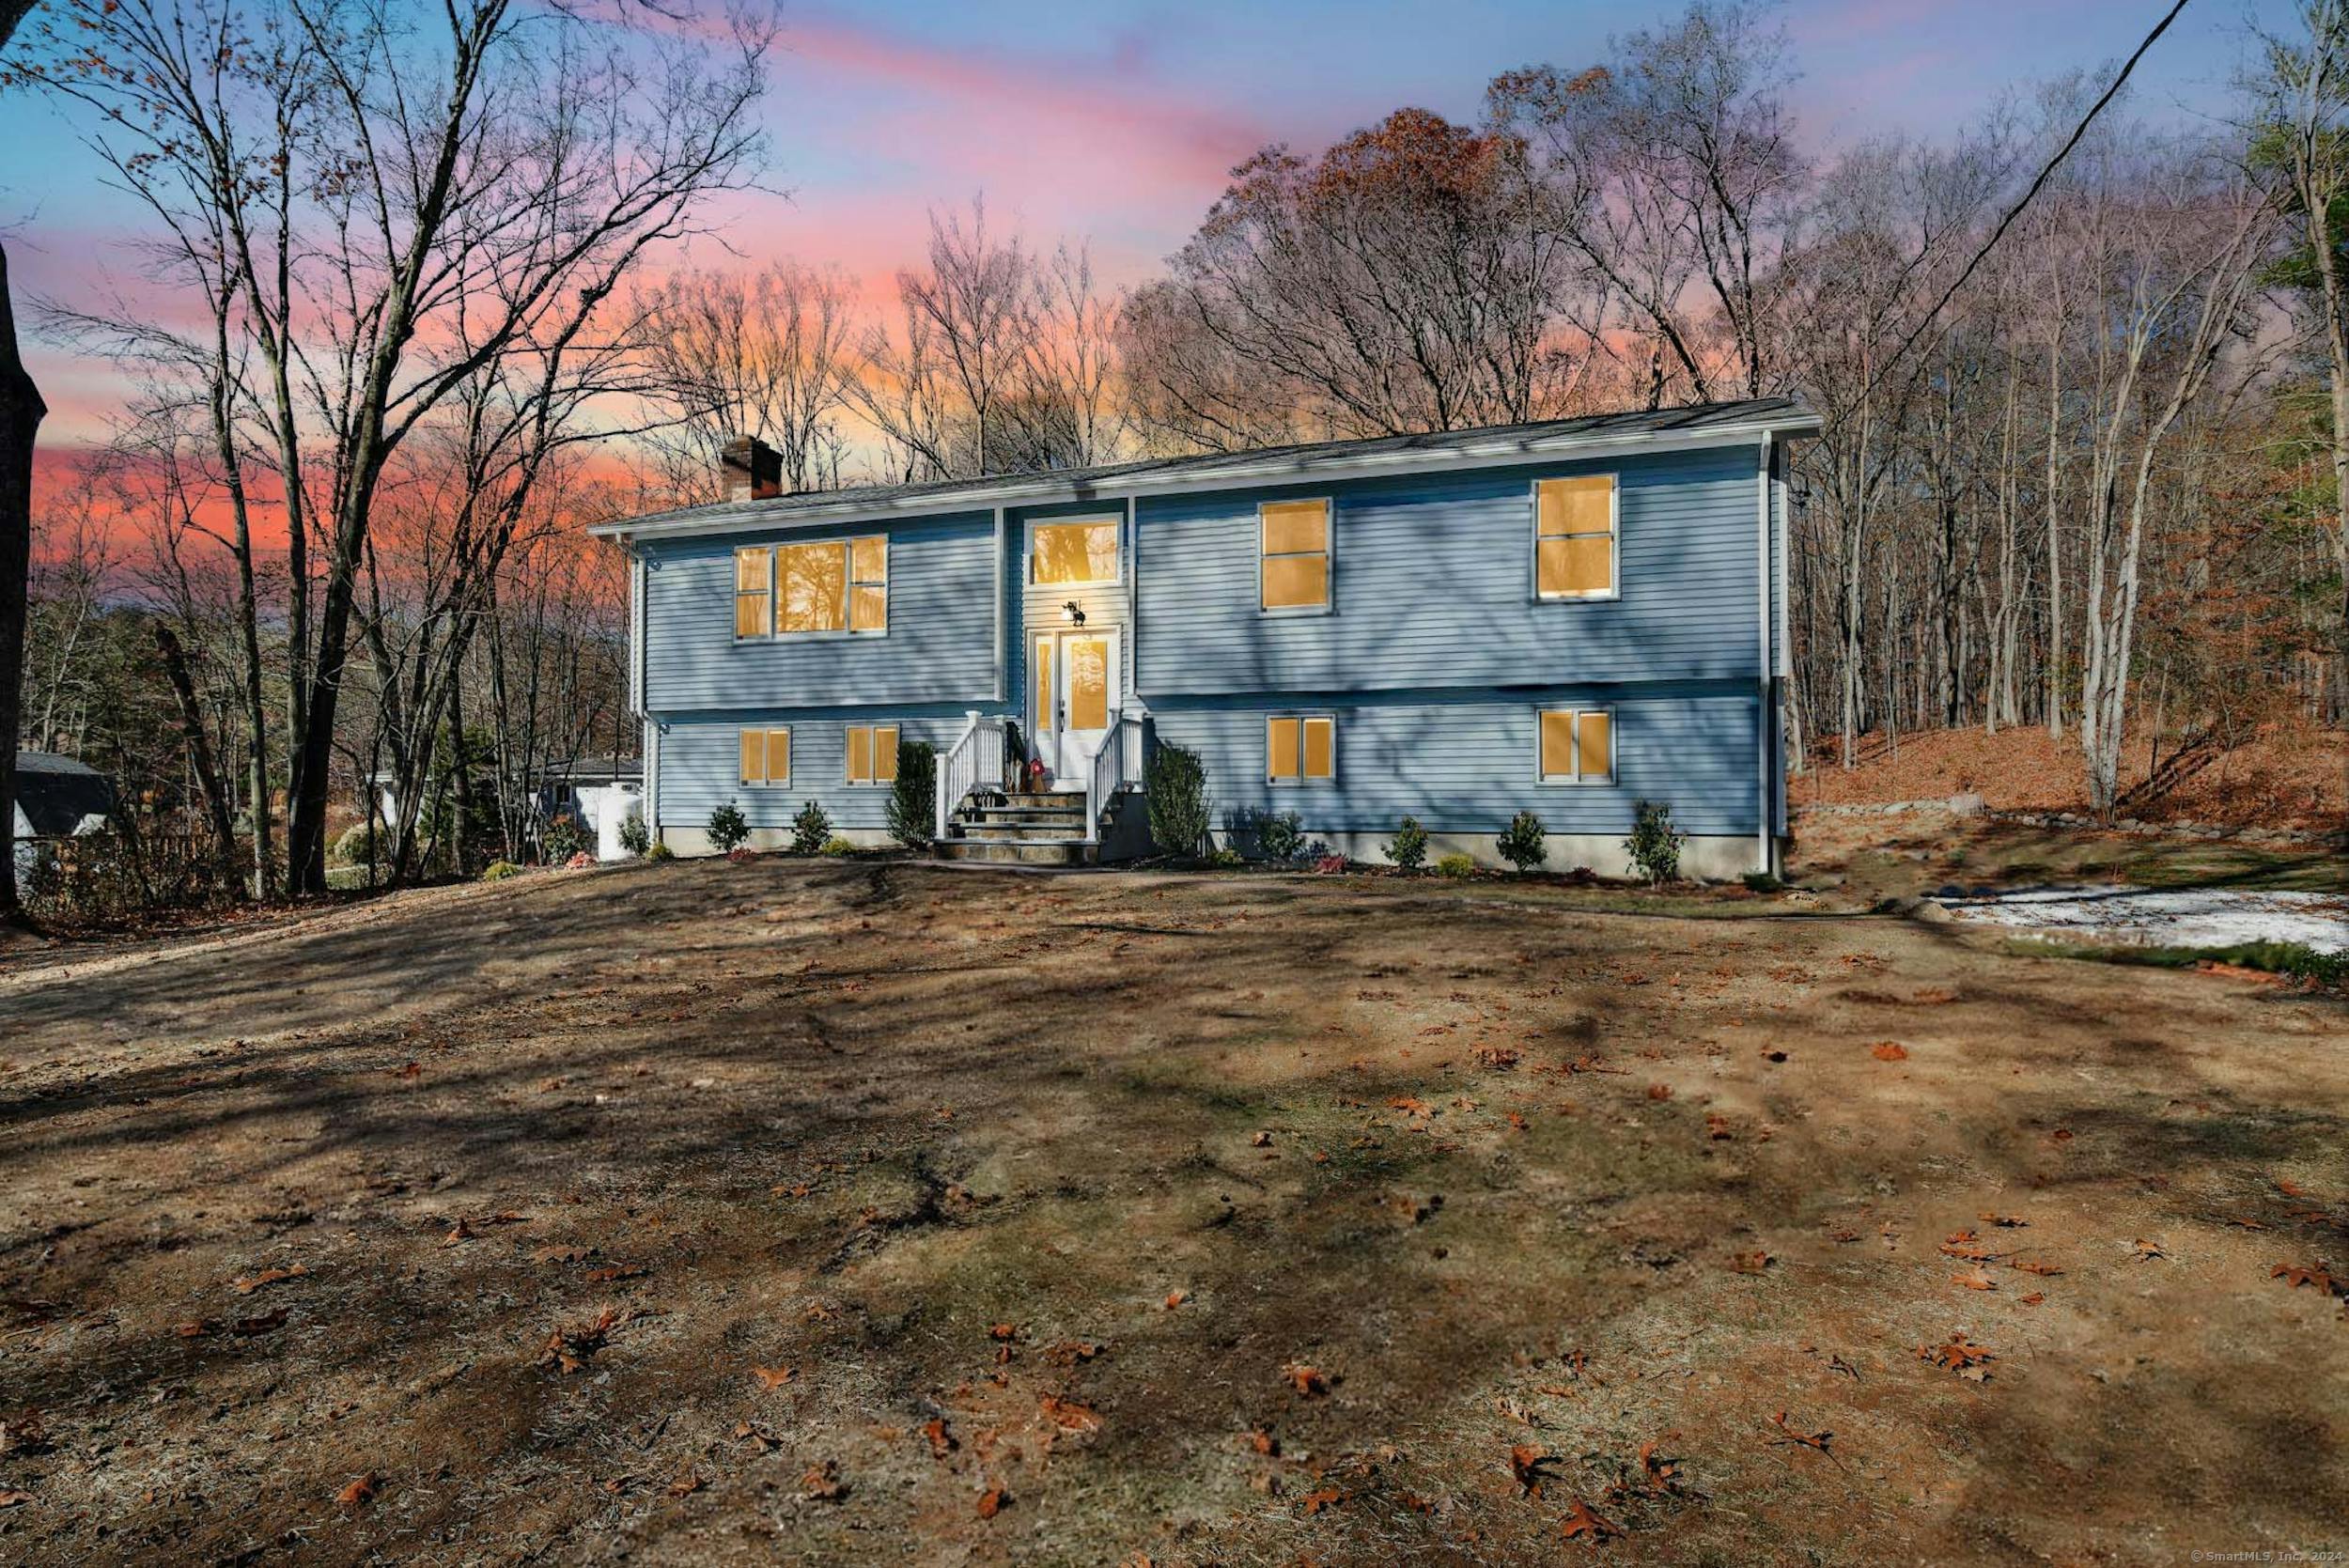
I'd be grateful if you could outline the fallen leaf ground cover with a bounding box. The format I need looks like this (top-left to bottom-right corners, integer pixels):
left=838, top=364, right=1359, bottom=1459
left=1793, top=722, right=2345, bottom=832
left=0, top=859, right=2343, bottom=1564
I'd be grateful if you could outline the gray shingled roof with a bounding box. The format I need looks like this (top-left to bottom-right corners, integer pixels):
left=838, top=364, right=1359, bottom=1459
left=13, top=751, right=117, bottom=838
left=592, top=396, right=1817, bottom=540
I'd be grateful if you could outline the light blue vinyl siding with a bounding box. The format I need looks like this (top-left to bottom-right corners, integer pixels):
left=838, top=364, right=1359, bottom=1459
left=640, top=512, right=998, bottom=712
left=1148, top=684, right=1761, bottom=839
left=1133, top=446, right=1765, bottom=698
left=630, top=435, right=1785, bottom=851
left=655, top=711, right=963, bottom=831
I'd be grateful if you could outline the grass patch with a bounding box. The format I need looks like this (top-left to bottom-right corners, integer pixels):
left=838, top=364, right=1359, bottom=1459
left=2014, top=937, right=2346, bottom=986
left=2115, top=845, right=2349, bottom=893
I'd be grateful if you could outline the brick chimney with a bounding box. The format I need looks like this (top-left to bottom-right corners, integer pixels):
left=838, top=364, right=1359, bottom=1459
left=720, top=435, right=783, bottom=503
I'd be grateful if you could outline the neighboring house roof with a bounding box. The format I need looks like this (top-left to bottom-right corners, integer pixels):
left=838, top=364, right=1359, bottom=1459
left=535, top=755, right=644, bottom=783
left=13, top=751, right=117, bottom=837
left=592, top=396, right=1821, bottom=543
left=365, top=757, right=644, bottom=788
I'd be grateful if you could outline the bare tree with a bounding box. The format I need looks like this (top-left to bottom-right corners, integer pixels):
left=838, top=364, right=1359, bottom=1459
left=2250, top=0, right=2349, bottom=714
left=1008, top=241, right=1122, bottom=469
left=1492, top=1, right=1804, bottom=405
left=639, top=261, right=861, bottom=502
left=10, top=0, right=771, bottom=892
left=2074, top=152, right=2275, bottom=815
left=857, top=200, right=1044, bottom=479
left=1132, top=111, right=1573, bottom=442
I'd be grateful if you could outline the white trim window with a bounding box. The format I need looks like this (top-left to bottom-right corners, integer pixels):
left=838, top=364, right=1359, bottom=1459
left=1266, top=714, right=1336, bottom=786
left=1533, top=474, right=1618, bottom=600
left=734, top=547, right=772, bottom=638
left=845, top=722, right=900, bottom=786
left=1259, top=497, right=1331, bottom=613
left=739, top=727, right=791, bottom=787
left=1029, top=517, right=1120, bottom=587
left=736, top=536, right=887, bottom=639
left=1538, top=707, right=1614, bottom=784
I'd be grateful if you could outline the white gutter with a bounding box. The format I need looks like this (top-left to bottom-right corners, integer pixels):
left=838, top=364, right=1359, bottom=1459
left=591, top=414, right=1824, bottom=543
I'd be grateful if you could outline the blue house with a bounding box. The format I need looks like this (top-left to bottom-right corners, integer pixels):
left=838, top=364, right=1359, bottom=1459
left=592, top=399, right=1817, bottom=877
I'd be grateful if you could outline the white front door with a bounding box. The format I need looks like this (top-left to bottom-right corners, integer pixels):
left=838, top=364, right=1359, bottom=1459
left=1029, top=628, right=1119, bottom=787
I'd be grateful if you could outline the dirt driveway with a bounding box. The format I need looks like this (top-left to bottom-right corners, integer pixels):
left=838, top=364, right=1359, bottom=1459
left=1, top=860, right=2343, bottom=1564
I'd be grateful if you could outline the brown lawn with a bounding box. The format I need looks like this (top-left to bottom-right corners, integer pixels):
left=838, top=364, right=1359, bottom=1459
left=0, top=858, right=2343, bottom=1564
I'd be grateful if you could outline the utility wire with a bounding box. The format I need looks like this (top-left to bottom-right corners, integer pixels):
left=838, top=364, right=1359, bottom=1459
left=1885, top=0, right=2195, bottom=376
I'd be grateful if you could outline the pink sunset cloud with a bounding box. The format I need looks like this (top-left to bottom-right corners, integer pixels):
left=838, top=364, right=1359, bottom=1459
left=750, top=10, right=1286, bottom=286
left=784, top=13, right=1268, bottom=190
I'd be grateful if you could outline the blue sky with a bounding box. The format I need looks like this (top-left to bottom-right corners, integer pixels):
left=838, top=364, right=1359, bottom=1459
left=0, top=0, right=2295, bottom=444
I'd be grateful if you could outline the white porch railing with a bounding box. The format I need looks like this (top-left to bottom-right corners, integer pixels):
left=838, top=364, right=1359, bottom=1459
left=933, top=712, right=1008, bottom=842
left=1081, top=711, right=1142, bottom=844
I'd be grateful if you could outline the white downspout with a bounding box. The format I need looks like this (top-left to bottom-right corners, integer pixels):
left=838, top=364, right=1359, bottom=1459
left=627, top=537, right=661, bottom=846
left=991, top=505, right=1007, bottom=706
left=1126, top=493, right=1140, bottom=729
left=1755, top=433, right=1773, bottom=877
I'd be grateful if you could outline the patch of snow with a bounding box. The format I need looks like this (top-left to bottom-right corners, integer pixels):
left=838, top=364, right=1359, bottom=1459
left=1937, top=885, right=2349, bottom=955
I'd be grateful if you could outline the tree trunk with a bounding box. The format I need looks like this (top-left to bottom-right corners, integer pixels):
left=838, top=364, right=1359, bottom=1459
left=2291, top=101, right=2349, bottom=726
left=0, top=241, right=47, bottom=923
left=154, top=623, right=241, bottom=882
left=2044, top=285, right=2065, bottom=739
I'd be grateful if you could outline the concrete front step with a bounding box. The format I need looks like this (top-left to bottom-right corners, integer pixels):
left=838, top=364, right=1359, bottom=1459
left=958, top=821, right=1094, bottom=842
left=965, top=804, right=1088, bottom=824
left=934, top=838, right=1101, bottom=866
left=996, top=790, right=1084, bottom=809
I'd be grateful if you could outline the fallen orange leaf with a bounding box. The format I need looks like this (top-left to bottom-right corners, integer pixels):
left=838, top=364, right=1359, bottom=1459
left=1040, top=1395, right=1101, bottom=1433
left=1917, top=1332, right=1995, bottom=1379
left=229, top=1264, right=310, bottom=1295
left=1509, top=1444, right=1555, bottom=1496
left=2273, top=1262, right=2343, bottom=1296
left=1561, top=1498, right=1623, bottom=1543
left=1767, top=1410, right=1831, bottom=1452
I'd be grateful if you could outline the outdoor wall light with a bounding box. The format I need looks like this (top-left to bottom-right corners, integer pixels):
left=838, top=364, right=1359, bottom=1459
left=1061, top=600, right=1085, bottom=627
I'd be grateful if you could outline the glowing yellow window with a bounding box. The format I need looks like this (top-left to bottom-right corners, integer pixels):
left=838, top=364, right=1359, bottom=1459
left=1539, top=708, right=1613, bottom=783
left=1536, top=474, right=1616, bottom=598
left=1260, top=499, right=1330, bottom=612
left=847, top=723, right=899, bottom=785
left=778, top=541, right=848, bottom=633
left=1268, top=716, right=1334, bottom=784
left=739, top=728, right=790, bottom=786
left=734, top=547, right=771, bottom=638
left=849, top=536, right=887, bottom=632
left=1032, top=520, right=1119, bottom=585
